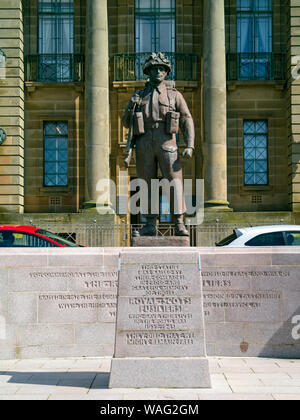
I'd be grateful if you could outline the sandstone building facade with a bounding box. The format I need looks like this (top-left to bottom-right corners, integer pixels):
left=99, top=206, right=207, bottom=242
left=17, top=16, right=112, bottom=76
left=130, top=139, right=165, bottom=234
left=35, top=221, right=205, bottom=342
left=0, top=0, right=299, bottom=242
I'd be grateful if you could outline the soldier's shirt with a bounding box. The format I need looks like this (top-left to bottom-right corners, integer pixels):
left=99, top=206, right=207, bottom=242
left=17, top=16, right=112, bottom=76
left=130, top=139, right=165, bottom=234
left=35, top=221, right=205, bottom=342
left=151, top=86, right=160, bottom=121
left=122, top=81, right=195, bottom=149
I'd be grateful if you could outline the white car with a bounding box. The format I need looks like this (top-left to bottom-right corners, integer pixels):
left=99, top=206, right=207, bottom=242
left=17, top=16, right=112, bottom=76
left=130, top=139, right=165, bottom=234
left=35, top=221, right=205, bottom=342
left=216, top=225, right=300, bottom=247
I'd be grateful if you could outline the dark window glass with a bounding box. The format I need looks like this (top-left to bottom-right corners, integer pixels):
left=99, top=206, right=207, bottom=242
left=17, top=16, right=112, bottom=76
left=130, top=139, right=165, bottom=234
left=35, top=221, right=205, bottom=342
left=216, top=232, right=238, bottom=247
left=44, top=121, right=68, bottom=187
left=135, top=0, right=175, bottom=80
left=38, top=0, right=74, bottom=82
left=245, top=231, right=285, bottom=246
left=284, top=231, right=300, bottom=246
left=36, top=229, right=78, bottom=246
left=160, top=194, right=172, bottom=223
left=0, top=231, right=58, bottom=247
left=135, top=0, right=175, bottom=53
left=237, top=0, right=272, bottom=80
left=244, top=120, right=268, bottom=186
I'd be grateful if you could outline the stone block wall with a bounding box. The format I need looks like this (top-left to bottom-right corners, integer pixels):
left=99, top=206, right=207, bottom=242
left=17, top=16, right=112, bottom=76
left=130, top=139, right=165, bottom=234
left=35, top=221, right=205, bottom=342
left=225, top=0, right=290, bottom=212
left=0, top=0, right=24, bottom=213
left=288, top=0, right=300, bottom=212
left=0, top=248, right=299, bottom=360
left=23, top=0, right=86, bottom=213
left=24, top=85, right=85, bottom=213
left=227, top=84, right=289, bottom=212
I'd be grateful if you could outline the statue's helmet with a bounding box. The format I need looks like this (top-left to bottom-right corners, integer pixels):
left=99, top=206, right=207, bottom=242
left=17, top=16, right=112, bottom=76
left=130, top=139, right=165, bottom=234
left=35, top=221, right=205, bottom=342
left=143, top=52, right=172, bottom=75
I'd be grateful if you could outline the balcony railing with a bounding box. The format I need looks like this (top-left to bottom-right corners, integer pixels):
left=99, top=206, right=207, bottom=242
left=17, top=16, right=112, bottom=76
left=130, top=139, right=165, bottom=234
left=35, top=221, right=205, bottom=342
left=113, top=52, right=198, bottom=82
left=227, top=53, right=286, bottom=81
left=25, top=54, right=85, bottom=83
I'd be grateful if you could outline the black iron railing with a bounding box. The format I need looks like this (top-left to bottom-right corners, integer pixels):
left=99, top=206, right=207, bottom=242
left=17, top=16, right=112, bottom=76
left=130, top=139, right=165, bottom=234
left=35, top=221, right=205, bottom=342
left=25, top=54, right=85, bottom=82
left=227, top=53, right=286, bottom=81
left=113, top=52, right=198, bottom=82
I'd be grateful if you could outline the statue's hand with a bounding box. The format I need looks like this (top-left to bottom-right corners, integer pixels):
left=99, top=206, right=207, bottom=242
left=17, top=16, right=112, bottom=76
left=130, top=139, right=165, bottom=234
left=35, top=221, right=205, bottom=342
left=182, top=147, right=194, bottom=159
left=130, top=94, right=142, bottom=108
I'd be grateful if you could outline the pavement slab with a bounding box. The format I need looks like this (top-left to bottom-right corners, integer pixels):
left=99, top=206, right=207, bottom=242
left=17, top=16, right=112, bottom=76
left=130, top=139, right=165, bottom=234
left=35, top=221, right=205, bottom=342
left=0, top=357, right=297, bottom=400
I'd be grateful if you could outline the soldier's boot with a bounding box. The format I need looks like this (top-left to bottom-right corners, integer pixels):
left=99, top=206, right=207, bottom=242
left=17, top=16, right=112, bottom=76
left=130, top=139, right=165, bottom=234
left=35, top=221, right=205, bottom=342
left=137, top=215, right=157, bottom=237
left=174, top=215, right=189, bottom=237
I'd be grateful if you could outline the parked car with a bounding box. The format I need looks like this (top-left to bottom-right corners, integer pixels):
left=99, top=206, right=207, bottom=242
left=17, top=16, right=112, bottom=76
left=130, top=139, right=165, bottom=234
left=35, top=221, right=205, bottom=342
left=0, top=225, right=81, bottom=247
left=216, top=225, right=300, bottom=247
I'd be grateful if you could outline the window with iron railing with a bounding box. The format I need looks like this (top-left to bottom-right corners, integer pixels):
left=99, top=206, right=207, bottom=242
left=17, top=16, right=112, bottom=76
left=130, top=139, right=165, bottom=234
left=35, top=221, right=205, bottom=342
left=134, top=0, right=176, bottom=79
left=226, top=0, right=285, bottom=81
left=36, top=0, right=75, bottom=82
left=237, top=0, right=272, bottom=80
left=114, top=1, right=197, bottom=82
left=114, top=52, right=198, bottom=82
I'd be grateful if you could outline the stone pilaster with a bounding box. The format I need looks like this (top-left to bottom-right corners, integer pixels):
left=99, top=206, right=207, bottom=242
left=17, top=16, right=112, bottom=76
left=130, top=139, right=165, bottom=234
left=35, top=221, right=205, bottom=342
left=0, top=0, right=24, bottom=213
left=84, top=0, right=112, bottom=211
left=203, top=0, right=230, bottom=211
left=288, top=0, right=300, bottom=212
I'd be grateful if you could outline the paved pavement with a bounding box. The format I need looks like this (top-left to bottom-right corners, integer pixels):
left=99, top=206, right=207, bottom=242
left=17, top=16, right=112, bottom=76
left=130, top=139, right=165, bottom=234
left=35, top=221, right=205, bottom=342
left=0, top=357, right=299, bottom=400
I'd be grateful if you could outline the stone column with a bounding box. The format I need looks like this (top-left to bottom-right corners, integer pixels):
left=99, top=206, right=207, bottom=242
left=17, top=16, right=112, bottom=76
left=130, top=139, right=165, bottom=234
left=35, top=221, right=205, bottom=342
left=203, top=0, right=230, bottom=211
left=0, top=0, right=24, bottom=213
left=84, top=0, right=112, bottom=211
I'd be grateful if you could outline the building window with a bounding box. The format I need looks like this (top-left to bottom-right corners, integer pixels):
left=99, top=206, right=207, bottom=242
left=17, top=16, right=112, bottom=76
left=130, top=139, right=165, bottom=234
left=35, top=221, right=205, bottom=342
left=135, top=0, right=175, bottom=79
left=160, top=195, right=172, bottom=223
left=38, top=0, right=74, bottom=81
left=237, top=0, right=272, bottom=80
left=243, top=120, right=268, bottom=186
left=135, top=0, right=175, bottom=53
left=44, top=122, right=68, bottom=187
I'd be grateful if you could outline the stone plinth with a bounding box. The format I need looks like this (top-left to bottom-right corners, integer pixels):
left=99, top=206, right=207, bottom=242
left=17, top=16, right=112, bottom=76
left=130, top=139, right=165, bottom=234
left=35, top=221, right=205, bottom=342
left=131, top=236, right=190, bottom=247
left=109, top=251, right=211, bottom=388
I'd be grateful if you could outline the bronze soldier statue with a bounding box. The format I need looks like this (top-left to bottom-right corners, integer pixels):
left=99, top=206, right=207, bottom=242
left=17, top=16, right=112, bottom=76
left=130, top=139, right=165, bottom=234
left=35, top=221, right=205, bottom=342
left=122, top=52, right=195, bottom=237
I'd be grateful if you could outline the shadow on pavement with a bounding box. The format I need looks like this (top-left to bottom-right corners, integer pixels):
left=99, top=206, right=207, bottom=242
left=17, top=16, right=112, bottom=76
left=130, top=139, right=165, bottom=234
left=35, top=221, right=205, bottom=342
left=0, top=371, right=110, bottom=389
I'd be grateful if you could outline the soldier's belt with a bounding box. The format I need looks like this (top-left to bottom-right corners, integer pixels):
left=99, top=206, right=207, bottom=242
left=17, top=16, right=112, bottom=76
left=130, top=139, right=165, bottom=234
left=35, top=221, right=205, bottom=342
left=145, top=121, right=165, bottom=129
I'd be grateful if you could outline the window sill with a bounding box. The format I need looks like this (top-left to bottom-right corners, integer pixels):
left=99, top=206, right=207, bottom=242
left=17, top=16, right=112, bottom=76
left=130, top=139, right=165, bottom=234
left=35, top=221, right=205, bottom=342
left=239, top=185, right=273, bottom=194
left=25, top=81, right=84, bottom=93
left=227, top=80, right=285, bottom=91
left=40, top=187, right=71, bottom=194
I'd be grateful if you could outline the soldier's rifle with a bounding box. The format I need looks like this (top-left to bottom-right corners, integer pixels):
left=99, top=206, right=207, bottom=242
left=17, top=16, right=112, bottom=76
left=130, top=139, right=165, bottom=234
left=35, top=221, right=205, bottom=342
left=124, top=102, right=137, bottom=168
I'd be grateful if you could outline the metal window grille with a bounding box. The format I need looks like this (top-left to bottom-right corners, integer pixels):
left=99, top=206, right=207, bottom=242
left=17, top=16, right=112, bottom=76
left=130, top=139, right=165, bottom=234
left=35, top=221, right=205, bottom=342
left=44, top=121, right=69, bottom=187
left=243, top=120, right=268, bottom=186
left=23, top=220, right=292, bottom=248
left=252, top=195, right=262, bottom=204
left=49, top=196, right=62, bottom=206
left=38, top=0, right=74, bottom=82
left=113, top=52, right=197, bottom=82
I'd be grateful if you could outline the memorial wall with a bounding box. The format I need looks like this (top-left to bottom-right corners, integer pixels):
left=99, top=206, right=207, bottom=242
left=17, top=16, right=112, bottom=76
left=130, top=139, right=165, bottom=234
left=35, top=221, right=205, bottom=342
left=0, top=247, right=299, bottom=360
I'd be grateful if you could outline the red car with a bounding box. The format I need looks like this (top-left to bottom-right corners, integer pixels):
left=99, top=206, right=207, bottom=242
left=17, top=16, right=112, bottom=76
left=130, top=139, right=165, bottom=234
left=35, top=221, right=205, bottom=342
left=0, top=225, right=80, bottom=247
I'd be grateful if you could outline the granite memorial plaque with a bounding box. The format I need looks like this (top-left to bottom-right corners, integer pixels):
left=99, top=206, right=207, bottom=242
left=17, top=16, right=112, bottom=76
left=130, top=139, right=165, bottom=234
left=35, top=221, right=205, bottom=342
left=109, top=251, right=211, bottom=388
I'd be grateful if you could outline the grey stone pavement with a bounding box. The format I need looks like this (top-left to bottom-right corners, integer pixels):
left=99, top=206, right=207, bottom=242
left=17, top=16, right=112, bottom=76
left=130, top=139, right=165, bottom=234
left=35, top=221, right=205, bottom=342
left=0, top=356, right=299, bottom=400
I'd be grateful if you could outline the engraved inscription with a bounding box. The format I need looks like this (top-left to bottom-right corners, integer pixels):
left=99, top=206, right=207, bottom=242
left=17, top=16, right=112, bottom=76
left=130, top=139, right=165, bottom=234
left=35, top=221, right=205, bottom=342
left=203, top=292, right=281, bottom=309
left=125, top=264, right=197, bottom=333
left=29, top=270, right=118, bottom=290
left=202, top=270, right=290, bottom=279
left=36, top=269, right=119, bottom=322
left=201, top=269, right=286, bottom=319
left=126, top=332, right=195, bottom=346
left=133, top=264, right=187, bottom=296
